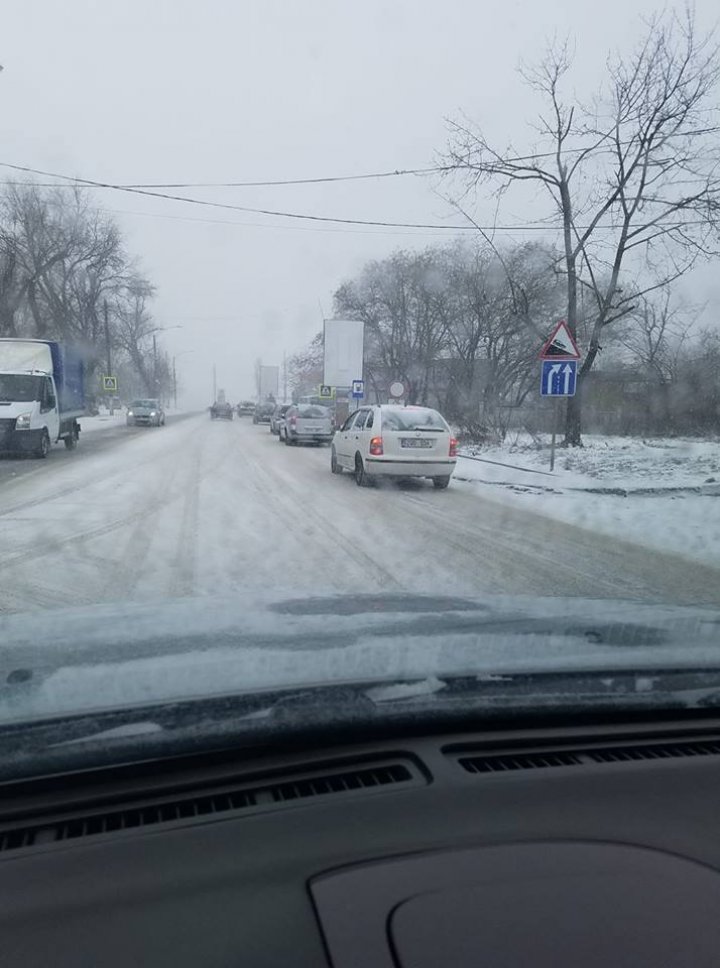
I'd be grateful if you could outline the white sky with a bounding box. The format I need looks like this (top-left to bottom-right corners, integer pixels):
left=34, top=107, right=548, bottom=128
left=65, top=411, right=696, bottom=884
left=1, top=0, right=717, bottom=405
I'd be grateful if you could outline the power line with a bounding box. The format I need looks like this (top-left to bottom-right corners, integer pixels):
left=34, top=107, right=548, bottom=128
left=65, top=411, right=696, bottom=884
left=1, top=166, right=446, bottom=190
left=0, top=160, right=711, bottom=235
left=0, top=161, right=478, bottom=230
left=104, top=206, right=478, bottom=237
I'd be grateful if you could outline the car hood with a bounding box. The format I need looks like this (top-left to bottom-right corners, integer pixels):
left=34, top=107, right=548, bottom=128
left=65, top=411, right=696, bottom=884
left=2, top=593, right=720, bottom=726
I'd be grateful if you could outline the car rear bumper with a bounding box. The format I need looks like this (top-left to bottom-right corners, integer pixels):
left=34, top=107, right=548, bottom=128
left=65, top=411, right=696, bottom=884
left=365, top=458, right=456, bottom=478
left=289, top=433, right=333, bottom=444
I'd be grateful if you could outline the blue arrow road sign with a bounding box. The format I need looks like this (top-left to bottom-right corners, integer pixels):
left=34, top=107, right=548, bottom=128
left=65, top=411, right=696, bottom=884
left=540, top=360, right=577, bottom=397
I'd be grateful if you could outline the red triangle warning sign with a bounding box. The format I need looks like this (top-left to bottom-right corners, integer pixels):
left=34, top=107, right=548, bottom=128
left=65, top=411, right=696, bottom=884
left=539, top=320, right=581, bottom=360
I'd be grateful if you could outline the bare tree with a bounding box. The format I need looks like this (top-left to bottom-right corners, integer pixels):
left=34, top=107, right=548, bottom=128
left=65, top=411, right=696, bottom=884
left=113, top=275, right=159, bottom=395
left=334, top=250, right=450, bottom=405
left=445, top=8, right=720, bottom=444
left=287, top=332, right=324, bottom=399
left=0, top=181, right=167, bottom=401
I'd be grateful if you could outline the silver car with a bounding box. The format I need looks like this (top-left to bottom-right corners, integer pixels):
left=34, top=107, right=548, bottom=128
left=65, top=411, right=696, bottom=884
left=280, top=404, right=333, bottom=446
left=127, top=399, right=165, bottom=427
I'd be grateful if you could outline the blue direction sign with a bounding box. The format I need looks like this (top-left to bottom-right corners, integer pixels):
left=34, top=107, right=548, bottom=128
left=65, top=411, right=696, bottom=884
left=540, top=360, right=577, bottom=397
left=351, top=379, right=364, bottom=399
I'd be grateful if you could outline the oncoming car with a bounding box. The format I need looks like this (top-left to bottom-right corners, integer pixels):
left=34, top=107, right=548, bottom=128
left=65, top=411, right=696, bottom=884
left=331, top=405, right=457, bottom=488
left=126, top=399, right=165, bottom=427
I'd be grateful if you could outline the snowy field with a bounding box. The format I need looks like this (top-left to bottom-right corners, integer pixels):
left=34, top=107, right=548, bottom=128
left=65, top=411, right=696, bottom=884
left=456, top=434, right=720, bottom=568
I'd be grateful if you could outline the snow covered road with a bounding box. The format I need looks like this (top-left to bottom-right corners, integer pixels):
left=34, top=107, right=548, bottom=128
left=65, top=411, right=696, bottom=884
left=1, top=413, right=720, bottom=616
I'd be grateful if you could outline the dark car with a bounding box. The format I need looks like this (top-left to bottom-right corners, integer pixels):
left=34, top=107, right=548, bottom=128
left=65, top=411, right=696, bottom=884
left=253, top=401, right=275, bottom=424
left=236, top=400, right=255, bottom=417
left=210, top=402, right=234, bottom=420
left=270, top=404, right=291, bottom=435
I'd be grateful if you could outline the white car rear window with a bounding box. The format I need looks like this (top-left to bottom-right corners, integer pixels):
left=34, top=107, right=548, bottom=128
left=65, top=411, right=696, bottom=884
left=381, top=409, right=447, bottom=431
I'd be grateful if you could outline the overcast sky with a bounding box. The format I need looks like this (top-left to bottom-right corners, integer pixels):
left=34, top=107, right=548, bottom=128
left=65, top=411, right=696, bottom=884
left=2, top=0, right=717, bottom=405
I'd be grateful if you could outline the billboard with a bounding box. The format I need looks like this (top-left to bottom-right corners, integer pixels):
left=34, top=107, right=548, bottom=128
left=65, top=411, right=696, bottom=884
left=258, top=364, right=279, bottom=401
left=323, top=319, right=364, bottom=388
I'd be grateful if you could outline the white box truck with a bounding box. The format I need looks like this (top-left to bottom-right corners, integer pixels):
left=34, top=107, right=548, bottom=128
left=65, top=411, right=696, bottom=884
left=0, top=339, right=86, bottom=458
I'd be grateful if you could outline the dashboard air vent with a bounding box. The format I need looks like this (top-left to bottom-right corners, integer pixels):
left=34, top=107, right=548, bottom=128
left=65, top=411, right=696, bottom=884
left=589, top=740, right=720, bottom=763
left=456, top=738, right=720, bottom=776
left=0, top=760, right=418, bottom=855
left=460, top=751, right=583, bottom=773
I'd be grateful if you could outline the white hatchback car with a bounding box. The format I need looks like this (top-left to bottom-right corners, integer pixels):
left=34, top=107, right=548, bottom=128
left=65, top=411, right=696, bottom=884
left=331, top=405, right=457, bottom=488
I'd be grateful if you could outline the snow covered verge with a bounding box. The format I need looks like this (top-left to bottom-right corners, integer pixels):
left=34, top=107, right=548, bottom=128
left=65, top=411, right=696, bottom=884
left=79, top=408, right=189, bottom=434
left=78, top=411, right=129, bottom=434
left=455, top=434, right=720, bottom=568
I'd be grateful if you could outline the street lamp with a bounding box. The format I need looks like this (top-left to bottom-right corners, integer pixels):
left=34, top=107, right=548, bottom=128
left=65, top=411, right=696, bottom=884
left=150, top=325, right=182, bottom=400
left=172, top=350, right=194, bottom=409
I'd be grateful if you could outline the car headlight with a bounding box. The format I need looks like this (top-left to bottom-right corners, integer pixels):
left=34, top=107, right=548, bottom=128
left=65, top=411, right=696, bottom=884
left=150, top=411, right=157, bottom=417
left=127, top=410, right=134, bottom=416
left=15, top=413, right=32, bottom=430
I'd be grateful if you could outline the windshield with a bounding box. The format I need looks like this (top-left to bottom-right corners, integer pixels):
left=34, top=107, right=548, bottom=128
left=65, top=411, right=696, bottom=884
left=1, top=0, right=720, bottom=779
left=0, top=374, right=44, bottom=403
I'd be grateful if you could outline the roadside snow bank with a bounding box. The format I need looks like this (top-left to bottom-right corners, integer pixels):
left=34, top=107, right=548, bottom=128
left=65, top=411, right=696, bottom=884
left=455, top=434, right=720, bottom=568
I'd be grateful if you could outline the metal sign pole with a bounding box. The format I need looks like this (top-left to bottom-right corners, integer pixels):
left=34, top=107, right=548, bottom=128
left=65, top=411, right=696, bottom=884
left=550, top=398, right=560, bottom=471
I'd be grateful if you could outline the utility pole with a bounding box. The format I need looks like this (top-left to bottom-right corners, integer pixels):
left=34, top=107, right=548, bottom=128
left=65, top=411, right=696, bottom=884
left=153, top=334, right=158, bottom=397
left=283, top=351, right=288, bottom=402
left=212, top=364, right=217, bottom=403
left=103, top=298, right=114, bottom=415
left=173, top=356, right=177, bottom=410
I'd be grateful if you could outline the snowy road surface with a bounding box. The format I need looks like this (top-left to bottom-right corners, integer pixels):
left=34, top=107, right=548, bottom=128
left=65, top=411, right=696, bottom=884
left=1, top=413, right=720, bottom=616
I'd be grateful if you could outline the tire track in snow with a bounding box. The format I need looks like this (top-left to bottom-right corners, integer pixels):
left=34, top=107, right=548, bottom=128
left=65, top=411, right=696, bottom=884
left=240, top=447, right=406, bottom=592
left=168, top=427, right=203, bottom=598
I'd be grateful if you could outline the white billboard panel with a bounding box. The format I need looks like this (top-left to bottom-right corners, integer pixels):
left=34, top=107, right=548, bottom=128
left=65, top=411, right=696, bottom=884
left=323, top=319, right=364, bottom=388
left=259, top=364, right=279, bottom=400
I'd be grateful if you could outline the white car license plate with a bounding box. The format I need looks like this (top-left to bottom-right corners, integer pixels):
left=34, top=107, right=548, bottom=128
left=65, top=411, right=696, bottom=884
left=401, top=438, right=433, bottom=449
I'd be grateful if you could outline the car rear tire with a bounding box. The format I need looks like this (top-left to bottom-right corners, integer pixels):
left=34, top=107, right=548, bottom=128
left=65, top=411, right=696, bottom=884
left=63, top=428, right=78, bottom=450
left=331, top=448, right=343, bottom=474
left=354, top=454, right=370, bottom=487
left=433, top=476, right=451, bottom=490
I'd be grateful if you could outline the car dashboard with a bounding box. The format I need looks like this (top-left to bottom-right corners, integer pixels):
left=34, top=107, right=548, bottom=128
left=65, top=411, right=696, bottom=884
left=2, top=715, right=720, bottom=966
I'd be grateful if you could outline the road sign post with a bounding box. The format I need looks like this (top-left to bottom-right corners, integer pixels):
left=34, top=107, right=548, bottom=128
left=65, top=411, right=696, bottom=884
left=539, top=320, right=581, bottom=471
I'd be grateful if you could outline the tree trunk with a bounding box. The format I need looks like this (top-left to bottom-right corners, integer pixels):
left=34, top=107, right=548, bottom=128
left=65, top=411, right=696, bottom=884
left=564, top=389, right=583, bottom=447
